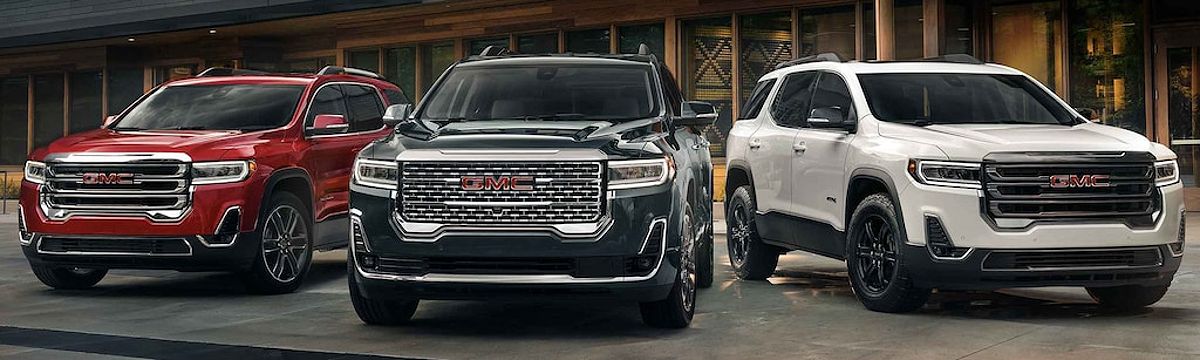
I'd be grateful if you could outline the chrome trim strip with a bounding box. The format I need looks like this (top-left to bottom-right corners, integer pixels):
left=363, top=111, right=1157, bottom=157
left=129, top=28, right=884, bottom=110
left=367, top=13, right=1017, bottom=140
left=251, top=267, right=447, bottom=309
left=924, top=214, right=974, bottom=261
left=355, top=217, right=669, bottom=284
left=638, top=218, right=668, bottom=254
left=17, top=205, right=31, bottom=246
left=979, top=246, right=1163, bottom=272
left=396, top=149, right=607, bottom=162
left=197, top=206, right=241, bottom=248
left=44, top=152, right=193, bottom=163
left=34, top=234, right=194, bottom=257
left=392, top=213, right=614, bottom=243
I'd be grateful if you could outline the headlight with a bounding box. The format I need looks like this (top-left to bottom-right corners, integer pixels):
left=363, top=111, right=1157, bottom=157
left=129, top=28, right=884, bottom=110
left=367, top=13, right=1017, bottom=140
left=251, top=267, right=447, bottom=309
left=191, top=160, right=254, bottom=185
left=609, top=158, right=672, bottom=190
left=1155, top=160, right=1179, bottom=186
left=908, top=159, right=982, bottom=189
left=354, top=159, right=398, bottom=189
left=24, top=161, right=47, bottom=185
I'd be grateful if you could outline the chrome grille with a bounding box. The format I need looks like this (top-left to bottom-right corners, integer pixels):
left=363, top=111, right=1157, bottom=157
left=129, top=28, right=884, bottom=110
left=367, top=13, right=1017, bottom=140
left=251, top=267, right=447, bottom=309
left=399, top=161, right=604, bottom=224
left=983, top=162, right=1157, bottom=219
left=43, top=162, right=191, bottom=217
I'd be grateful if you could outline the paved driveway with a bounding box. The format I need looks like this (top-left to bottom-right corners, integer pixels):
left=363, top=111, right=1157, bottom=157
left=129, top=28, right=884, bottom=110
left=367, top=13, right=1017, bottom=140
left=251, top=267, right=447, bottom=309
left=0, top=213, right=1197, bottom=359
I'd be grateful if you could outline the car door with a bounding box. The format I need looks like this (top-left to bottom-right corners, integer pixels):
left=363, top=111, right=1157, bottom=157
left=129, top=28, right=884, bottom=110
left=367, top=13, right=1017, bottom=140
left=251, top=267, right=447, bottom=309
left=746, top=71, right=817, bottom=216
left=301, top=83, right=388, bottom=247
left=792, top=72, right=854, bottom=232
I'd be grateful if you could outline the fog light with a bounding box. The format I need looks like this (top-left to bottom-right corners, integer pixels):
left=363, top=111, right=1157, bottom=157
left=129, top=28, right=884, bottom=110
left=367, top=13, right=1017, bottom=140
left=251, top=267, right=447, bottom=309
left=200, top=207, right=240, bottom=247
left=361, top=254, right=379, bottom=269
left=1170, top=211, right=1186, bottom=257
left=17, top=205, right=32, bottom=246
left=926, top=216, right=970, bottom=259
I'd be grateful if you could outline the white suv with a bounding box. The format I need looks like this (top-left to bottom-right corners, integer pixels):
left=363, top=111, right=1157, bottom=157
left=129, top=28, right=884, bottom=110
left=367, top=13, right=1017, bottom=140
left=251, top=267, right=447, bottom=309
left=724, top=54, right=1184, bottom=313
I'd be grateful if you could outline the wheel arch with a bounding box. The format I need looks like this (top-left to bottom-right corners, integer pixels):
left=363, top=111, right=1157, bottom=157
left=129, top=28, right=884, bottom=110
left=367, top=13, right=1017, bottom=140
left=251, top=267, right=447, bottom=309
left=724, top=161, right=753, bottom=204
left=846, top=168, right=908, bottom=242
left=262, top=168, right=315, bottom=220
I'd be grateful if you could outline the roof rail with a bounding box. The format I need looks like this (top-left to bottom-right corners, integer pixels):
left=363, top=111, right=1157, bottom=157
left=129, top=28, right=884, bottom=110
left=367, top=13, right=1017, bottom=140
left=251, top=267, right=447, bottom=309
left=316, top=66, right=385, bottom=80
left=922, top=54, right=983, bottom=64
left=774, top=53, right=844, bottom=70
left=479, top=45, right=509, bottom=57
left=196, top=67, right=269, bottom=77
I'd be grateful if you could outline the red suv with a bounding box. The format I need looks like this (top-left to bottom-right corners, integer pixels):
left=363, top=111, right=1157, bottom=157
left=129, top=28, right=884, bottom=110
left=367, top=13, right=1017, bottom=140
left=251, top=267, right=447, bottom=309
left=17, top=67, right=408, bottom=294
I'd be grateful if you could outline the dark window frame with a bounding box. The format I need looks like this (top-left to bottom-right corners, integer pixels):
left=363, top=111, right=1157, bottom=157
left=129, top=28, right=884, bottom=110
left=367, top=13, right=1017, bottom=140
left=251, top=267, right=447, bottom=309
left=739, top=78, right=777, bottom=120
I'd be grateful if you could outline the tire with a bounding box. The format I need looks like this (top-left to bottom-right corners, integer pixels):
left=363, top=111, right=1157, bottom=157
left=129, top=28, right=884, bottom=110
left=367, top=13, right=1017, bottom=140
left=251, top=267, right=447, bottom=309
left=845, top=193, right=930, bottom=313
left=725, top=185, right=781, bottom=280
left=240, top=192, right=314, bottom=295
left=640, top=203, right=699, bottom=329
left=29, top=263, right=106, bottom=290
left=695, top=202, right=715, bottom=289
left=1087, top=285, right=1169, bottom=311
left=347, top=253, right=419, bottom=325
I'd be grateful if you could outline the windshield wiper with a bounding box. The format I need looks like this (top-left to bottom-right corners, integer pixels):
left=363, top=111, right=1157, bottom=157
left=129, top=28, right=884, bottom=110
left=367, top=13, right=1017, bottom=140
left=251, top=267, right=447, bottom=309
left=169, top=126, right=210, bottom=130
left=109, top=126, right=144, bottom=131
left=506, top=113, right=587, bottom=121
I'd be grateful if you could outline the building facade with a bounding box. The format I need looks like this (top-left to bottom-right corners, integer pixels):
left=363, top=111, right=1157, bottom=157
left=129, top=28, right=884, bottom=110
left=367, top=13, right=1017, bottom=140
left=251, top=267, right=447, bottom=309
left=0, top=0, right=1198, bottom=201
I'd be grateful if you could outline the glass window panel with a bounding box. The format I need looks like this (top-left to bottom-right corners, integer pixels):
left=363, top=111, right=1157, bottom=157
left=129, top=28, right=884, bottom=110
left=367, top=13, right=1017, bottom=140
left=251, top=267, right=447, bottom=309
left=619, top=23, right=665, bottom=56
left=106, top=68, right=143, bottom=116
left=282, top=57, right=334, bottom=73
left=943, top=0, right=975, bottom=55
left=682, top=17, right=733, bottom=157
left=739, top=79, right=777, bottom=120
left=894, top=0, right=924, bottom=60
left=771, top=72, right=819, bottom=128
left=420, top=42, right=456, bottom=94
left=518, top=33, right=558, bottom=54
left=469, top=37, right=510, bottom=56
left=348, top=49, right=381, bottom=73
left=1167, top=47, right=1198, bottom=188
left=991, top=1, right=1064, bottom=92
left=0, top=77, right=28, bottom=165
left=1068, top=0, right=1145, bottom=134
left=33, top=74, right=64, bottom=149
left=384, top=47, right=417, bottom=102
left=799, top=6, right=856, bottom=60
left=566, top=28, right=611, bottom=54
left=739, top=12, right=793, bottom=107
left=69, top=70, right=103, bottom=134
left=863, top=1, right=877, bottom=60
left=343, top=85, right=385, bottom=132
left=152, top=64, right=196, bottom=86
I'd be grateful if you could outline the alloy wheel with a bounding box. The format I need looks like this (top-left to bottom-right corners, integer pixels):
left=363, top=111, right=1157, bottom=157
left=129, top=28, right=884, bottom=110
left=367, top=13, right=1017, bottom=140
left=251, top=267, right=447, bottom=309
left=261, top=204, right=309, bottom=283
left=680, top=209, right=697, bottom=313
left=855, top=214, right=898, bottom=296
left=728, top=202, right=752, bottom=268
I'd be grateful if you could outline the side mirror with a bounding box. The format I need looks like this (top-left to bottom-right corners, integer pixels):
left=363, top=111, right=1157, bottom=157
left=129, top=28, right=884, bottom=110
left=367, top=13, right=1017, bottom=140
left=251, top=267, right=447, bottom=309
left=102, top=115, right=118, bottom=128
left=310, top=114, right=349, bottom=135
left=383, top=104, right=413, bottom=126
left=677, top=101, right=717, bottom=127
left=1075, top=107, right=1099, bottom=121
left=807, top=106, right=851, bottom=129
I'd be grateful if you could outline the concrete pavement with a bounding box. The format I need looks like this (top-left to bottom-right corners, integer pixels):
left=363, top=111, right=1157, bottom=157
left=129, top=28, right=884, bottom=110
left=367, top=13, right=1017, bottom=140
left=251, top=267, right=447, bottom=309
left=0, top=212, right=1197, bottom=359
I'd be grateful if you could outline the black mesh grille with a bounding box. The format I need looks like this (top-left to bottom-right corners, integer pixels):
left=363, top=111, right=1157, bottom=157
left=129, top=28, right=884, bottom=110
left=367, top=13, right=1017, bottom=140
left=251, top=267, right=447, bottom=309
left=982, top=247, right=1162, bottom=271
left=983, top=162, right=1157, bottom=220
left=38, top=237, right=191, bottom=255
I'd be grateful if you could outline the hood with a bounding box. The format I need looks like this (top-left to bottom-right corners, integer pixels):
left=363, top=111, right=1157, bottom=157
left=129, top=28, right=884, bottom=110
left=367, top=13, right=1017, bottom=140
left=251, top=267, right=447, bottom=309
left=876, top=122, right=1170, bottom=161
left=31, top=128, right=275, bottom=162
left=371, top=118, right=668, bottom=160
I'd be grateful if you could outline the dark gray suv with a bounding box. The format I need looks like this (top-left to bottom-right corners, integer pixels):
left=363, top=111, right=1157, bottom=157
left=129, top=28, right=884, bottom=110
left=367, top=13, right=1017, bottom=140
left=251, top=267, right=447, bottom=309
left=347, top=48, right=717, bottom=328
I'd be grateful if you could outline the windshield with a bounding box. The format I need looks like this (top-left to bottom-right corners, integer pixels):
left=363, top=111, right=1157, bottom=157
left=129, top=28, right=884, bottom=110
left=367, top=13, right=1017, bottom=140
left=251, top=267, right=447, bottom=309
left=111, top=84, right=305, bottom=131
left=419, top=64, right=660, bottom=122
left=857, top=73, right=1077, bottom=126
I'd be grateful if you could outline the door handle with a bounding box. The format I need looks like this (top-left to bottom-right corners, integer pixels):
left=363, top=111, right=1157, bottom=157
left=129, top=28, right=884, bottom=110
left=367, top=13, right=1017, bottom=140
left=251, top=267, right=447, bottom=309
left=793, top=141, right=807, bottom=154
left=692, top=139, right=710, bottom=150
left=748, top=138, right=763, bottom=150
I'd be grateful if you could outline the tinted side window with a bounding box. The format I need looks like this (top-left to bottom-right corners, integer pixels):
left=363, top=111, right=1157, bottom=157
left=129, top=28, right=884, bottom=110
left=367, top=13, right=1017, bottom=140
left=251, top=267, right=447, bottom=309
left=810, top=73, right=854, bottom=121
left=769, top=72, right=818, bottom=127
left=384, top=88, right=409, bottom=105
left=739, top=79, right=776, bottom=120
left=343, top=85, right=385, bottom=132
left=306, top=85, right=346, bottom=127
left=658, top=65, right=683, bottom=116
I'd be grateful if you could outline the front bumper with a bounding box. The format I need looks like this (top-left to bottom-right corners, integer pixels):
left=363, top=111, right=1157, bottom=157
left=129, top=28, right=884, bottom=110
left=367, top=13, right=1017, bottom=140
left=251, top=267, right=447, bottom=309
left=349, top=181, right=681, bottom=300
left=21, top=231, right=259, bottom=271
left=903, top=244, right=1181, bottom=290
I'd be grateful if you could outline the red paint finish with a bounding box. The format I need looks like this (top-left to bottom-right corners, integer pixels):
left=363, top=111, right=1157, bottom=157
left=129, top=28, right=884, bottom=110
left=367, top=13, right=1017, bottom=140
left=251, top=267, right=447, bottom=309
left=20, top=73, right=402, bottom=239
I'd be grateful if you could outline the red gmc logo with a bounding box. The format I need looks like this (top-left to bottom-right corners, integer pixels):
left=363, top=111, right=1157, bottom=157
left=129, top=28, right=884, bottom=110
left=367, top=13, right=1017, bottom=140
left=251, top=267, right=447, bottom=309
left=461, top=176, right=535, bottom=191
left=1049, top=174, right=1110, bottom=188
left=81, top=172, right=134, bottom=185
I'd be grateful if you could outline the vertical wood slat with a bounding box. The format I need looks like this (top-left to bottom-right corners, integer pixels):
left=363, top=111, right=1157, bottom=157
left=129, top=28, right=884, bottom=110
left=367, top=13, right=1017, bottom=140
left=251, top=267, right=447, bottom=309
left=100, top=68, right=108, bottom=118
left=664, top=17, right=678, bottom=76
left=1057, top=1, right=1069, bottom=99
left=610, top=24, right=618, bottom=54
left=876, top=0, right=896, bottom=60
left=854, top=2, right=863, bottom=60
left=26, top=75, right=33, bottom=155
left=62, top=71, right=69, bottom=136
left=731, top=14, right=741, bottom=118
left=1142, top=0, right=1155, bottom=141
left=923, top=0, right=941, bottom=57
